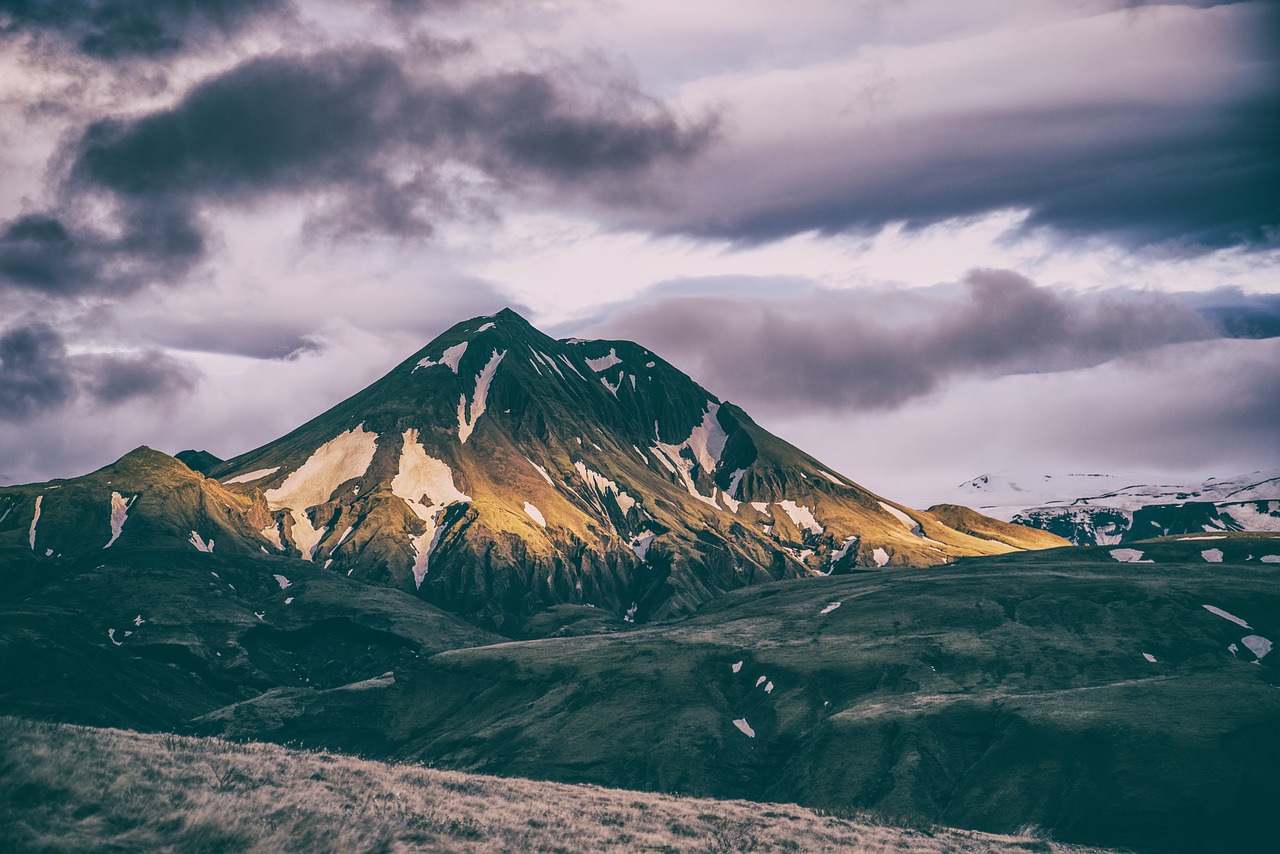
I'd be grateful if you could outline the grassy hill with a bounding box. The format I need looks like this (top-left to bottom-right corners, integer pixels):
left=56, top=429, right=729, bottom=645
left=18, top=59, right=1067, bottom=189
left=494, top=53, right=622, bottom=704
left=0, top=717, right=1107, bottom=853
left=194, top=535, right=1280, bottom=853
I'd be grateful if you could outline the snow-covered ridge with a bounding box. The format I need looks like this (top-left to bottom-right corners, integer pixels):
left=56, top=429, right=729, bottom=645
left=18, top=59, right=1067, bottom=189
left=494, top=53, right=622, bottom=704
left=653, top=404, right=729, bottom=510
left=584, top=348, right=622, bottom=372
left=103, top=491, right=134, bottom=549
left=574, top=461, right=637, bottom=515
left=264, top=425, right=379, bottom=512
left=28, top=495, right=42, bottom=551
left=777, top=500, right=824, bottom=536
left=458, top=349, right=506, bottom=444
left=393, top=428, right=472, bottom=587
left=415, top=341, right=469, bottom=374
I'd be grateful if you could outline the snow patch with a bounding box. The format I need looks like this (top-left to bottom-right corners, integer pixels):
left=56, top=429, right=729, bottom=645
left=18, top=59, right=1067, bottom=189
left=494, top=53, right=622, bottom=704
left=755, top=675, right=767, bottom=687
left=630, top=531, right=656, bottom=560
left=1201, top=548, right=1224, bottom=563
left=457, top=349, right=506, bottom=443
left=284, top=597, right=294, bottom=605
left=224, top=467, right=280, bottom=485
left=873, top=547, right=890, bottom=567
left=765, top=681, right=774, bottom=693
left=475, top=321, right=495, bottom=333
left=585, top=349, right=622, bottom=372
left=830, top=536, right=859, bottom=565
left=557, top=354, right=587, bottom=380
left=335, top=526, right=354, bottom=548
left=878, top=501, right=924, bottom=537
left=624, top=602, right=638, bottom=623
left=1203, top=604, right=1251, bottom=628
left=265, top=425, right=378, bottom=512
left=188, top=531, right=214, bottom=553
left=749, top=501, right=770, bottom=516
left=393, top=428, right=472, bottom=587
left=1142, top=652, right=1157, bottom=663
left=273, top=574, right=291, bottom=590
left=529, top=459, right=555, bottom=486
left=1110, top=548, right=1151, bottom=563
left=574, top=461, right=637, bottom=514
left=523, top=502, right=546, bottom=527
left=731, top=660, right=743, bottom=673
left=415, top=341, right=469, bottom=374
left=289, top=514, right=327, bottom=561
left=726, top=468, right=747, bottom=499
left=777, top=500, right=824, bottom=535
left=133, top=615, right=144, bottom=626
left=818, top=470, right=844, bottom=486
left=1242, top=635, right=1272, bottom=661
left=1261, top=555, right=1280, bottom=563
left=600, top=375, right=620, bottom=397
left=108, top=628, right=122, bottom=647
left=28, top=495, right=42, bottom=550
left=104, top=491, right=133, bottom=549
left=820, top=601, right=842, bottom=615
left=732, top=718, right=756, bottom=738
left=260, top=523, right=285, bottom=551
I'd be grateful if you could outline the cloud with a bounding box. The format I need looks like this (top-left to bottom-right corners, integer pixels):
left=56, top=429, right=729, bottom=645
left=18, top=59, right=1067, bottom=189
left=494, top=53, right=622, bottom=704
left=0, top=319, right=195, bottom=422
left=584, top=270, right=1227, bottom=412
left=644, top=1, right=1279, bottom=251
left=0, top=0, right=292, bottom=59
left=764, top=337, right=1280, bottom=506
left=0, top=46, right=717, bottom=298
left=0, top=321, right=76, bottom=420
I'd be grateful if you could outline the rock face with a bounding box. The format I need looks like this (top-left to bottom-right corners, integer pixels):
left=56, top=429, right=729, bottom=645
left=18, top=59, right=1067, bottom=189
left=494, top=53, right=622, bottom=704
left=1, top=309, right=1044, bottom=631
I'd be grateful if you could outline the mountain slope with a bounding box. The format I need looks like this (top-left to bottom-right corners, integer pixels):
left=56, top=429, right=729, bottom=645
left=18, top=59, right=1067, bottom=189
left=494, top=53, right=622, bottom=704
left=198, top=309, right=1025, bottom=629
left=192, top=535, right=1280, bottom=854
left=2, top=719, right=1107, bottom=854
left=926, top=503, right=1072, bottom=550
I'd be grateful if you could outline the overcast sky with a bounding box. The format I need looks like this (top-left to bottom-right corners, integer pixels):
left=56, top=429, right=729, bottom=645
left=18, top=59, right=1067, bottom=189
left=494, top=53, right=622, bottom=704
left=1, top=0, right=1277, bottom=504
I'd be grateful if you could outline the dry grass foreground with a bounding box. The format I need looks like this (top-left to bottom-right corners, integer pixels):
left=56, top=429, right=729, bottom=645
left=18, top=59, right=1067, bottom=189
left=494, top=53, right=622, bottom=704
left=0, top=719, right=1114, bottom=854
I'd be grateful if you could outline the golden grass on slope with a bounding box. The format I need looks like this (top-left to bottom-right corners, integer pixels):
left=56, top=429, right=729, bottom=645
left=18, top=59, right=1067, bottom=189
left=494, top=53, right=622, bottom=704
left=0, top=718, right=1107, bottom=854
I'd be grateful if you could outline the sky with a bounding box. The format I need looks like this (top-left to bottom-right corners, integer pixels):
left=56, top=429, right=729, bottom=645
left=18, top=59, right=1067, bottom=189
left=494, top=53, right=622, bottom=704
left=1, top=0, right=1278, bottom=505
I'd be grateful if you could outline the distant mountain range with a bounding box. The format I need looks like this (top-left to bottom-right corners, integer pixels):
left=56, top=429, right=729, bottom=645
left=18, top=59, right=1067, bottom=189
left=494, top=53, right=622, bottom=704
left=935, top=470, right=1280, bottom=546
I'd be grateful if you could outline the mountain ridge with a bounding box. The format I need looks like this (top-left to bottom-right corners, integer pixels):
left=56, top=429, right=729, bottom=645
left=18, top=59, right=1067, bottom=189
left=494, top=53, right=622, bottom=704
left=2, top=308, right=1054, bottom=631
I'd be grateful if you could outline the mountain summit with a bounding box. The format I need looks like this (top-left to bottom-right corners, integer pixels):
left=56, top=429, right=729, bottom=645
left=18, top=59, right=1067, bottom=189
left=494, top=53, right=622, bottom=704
left=199, top=309, right=1039, bottom=627
left=3, top=309, right=1051, bottom=631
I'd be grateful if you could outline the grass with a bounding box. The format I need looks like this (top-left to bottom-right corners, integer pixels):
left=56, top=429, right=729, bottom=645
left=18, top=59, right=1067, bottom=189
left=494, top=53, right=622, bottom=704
left=0, top=717, right=1106, bottom=853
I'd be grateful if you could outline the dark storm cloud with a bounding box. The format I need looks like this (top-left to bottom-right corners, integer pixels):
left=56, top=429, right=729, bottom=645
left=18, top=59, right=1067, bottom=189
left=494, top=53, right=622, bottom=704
left=0, top=46, right=717, bottom=298
left=679, top=100, right=1280, bottom=250
left=587, top=271, right=1228, bottom=412
left=0, top=322, right=76, bottom=420
left=0, top=0, right=292, bottom=58
left=648, top=1, right=1280, bottom=251
left=0, top=320, right=196, bottom=421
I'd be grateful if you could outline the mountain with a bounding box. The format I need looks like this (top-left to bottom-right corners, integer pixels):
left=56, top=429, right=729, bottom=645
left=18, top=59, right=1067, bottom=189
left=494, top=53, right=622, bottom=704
left=1, top=308, right=1276, bottom=852
left=937, top=471, right=1280, bottom=545
left=175, top=448, right=223, bottom=473
left=166, top=307, right=1036, bottom=630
